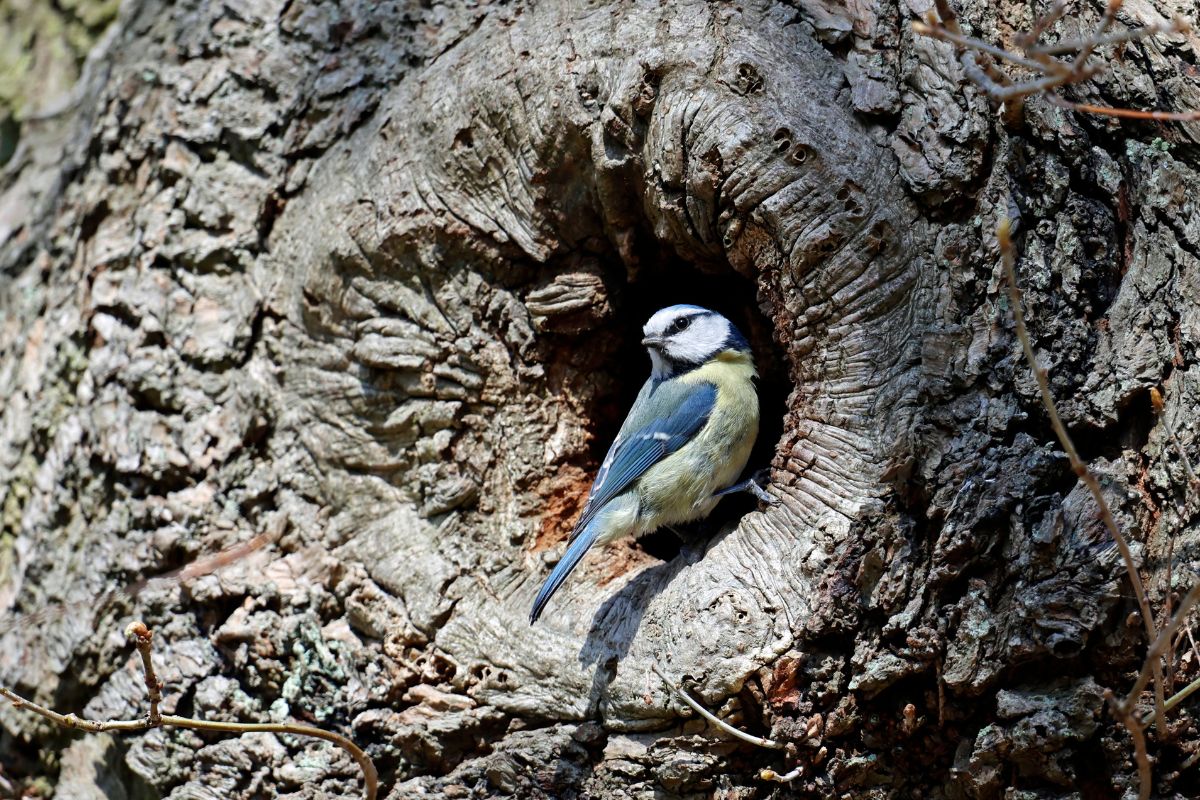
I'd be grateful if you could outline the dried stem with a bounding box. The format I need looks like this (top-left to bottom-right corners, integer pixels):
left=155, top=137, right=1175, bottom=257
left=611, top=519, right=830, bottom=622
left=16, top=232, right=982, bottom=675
left=0, top=687, right=152, bottom=734
left=997, top=218, right=1165, bottom=730
left=1071, top=0, right=1121, bottom=68
left=998, top=218, right=1163, bottom=800
left=651, top=663, right=783, bottom=749
left=913, top=0, right=1197, bottom=123
left=1152, top=385, right=1200, bottom=504
left=1019, top=0, right=1070, bottom=47
left=760, top=765, right=805, bottom=782
left=1, top=622, right=377, bottom=800
left=1047, top=97, right=1200, bottom=121
left=1132, top=580, right=1200, bottom=721
left=912, top=22, right=1070, bottom=74
left=126, top=622, right=162, bottom=723
left=1030, top=22, right=1189, bottom=56
left=1164, top=673, right=1200, bottom=713
left=1112, top=692, right=1155, bottom=800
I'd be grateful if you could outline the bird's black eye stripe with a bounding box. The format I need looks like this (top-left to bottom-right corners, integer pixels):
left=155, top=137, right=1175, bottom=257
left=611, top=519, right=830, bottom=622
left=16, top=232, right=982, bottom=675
left=669, top=316, right=693, bottom=334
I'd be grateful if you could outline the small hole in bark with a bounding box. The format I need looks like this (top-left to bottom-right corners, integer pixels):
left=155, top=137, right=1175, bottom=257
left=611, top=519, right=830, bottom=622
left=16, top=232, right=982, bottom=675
left=0, top=114, right=19, bottom=167
left=868, top=220, right=894, bottom=256
left=732, top=63, right=765, bottom=95
left=773, top=127, right=792, bottom=153
left=142, top=329, right=168, bottom=348
left=452, top=127, right=474, bottom=150
left=838, top=181, right=865, bottom=217
left=1050, top=638, right=1081, bottom=657
left=789, top=145, right=809, bottom=165
left=634, top=72, right=660, bottom=115
left=1072, top=386, right=1154, bottom=461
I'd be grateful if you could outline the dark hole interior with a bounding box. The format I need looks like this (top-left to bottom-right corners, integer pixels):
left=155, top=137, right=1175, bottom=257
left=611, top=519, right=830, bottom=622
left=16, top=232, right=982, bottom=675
left=593, top=251, right=790, bottom=562
left=0, top=114, right=18, bottom=168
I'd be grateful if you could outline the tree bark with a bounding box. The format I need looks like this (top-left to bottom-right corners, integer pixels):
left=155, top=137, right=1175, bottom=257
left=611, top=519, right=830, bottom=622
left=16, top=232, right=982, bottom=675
left=2, top=0, right=1199, bottom=798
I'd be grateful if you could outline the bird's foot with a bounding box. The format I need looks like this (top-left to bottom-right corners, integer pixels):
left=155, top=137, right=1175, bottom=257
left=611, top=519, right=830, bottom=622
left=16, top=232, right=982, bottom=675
left=713, top=469, right=779, bottom=507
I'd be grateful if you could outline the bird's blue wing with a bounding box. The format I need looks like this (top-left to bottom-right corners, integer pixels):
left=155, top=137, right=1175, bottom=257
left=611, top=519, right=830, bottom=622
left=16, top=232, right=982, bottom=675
left=568, top=381, right=717, bottom=542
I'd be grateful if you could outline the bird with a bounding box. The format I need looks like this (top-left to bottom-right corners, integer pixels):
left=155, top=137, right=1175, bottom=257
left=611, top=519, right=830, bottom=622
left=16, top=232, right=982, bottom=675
left=529, top=304, right=772, bottom=624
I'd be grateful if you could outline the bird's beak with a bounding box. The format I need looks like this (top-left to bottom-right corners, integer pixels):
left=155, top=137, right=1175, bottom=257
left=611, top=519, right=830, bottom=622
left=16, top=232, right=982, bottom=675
left=641, top=335, right=663, bottom=348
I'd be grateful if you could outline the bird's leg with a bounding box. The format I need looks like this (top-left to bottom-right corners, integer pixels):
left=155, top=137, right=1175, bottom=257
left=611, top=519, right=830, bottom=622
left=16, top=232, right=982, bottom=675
left=713, top=469, right=779, bottom=506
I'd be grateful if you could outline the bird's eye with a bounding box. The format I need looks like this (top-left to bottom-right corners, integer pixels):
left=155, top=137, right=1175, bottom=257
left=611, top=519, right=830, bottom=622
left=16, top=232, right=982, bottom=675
left=670, top=317, right=692, bottom=335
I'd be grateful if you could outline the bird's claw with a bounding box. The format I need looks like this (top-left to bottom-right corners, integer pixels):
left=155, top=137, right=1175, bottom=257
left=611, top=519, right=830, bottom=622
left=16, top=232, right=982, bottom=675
left=713, top=470, right=779, bottom=507
left=747, top=477, right=780, bottom=507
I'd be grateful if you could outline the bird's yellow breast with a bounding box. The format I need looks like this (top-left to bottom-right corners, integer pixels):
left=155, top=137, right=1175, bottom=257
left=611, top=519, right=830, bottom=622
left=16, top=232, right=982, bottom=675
left=632, top=350, right=759, bottom=531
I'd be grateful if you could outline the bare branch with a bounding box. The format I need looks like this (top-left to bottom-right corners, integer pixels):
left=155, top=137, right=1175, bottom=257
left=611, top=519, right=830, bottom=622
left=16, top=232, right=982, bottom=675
left=1, top=622, right=378, bottom=800
left=1047, top=97, right=1200, bottom=121
left=1131, top=580, right=1200, bottom=720
left=1030, top=20, right=1190, bottom=56
left=1108, top=690, right=1154, bottom=800
left=650, top=663, right=783, bottom=750
left=913, top=0, right=1199, bottom=123
left=997, top=218, right=1164, bottom=730
left=1018, top=0, right=1071, bottom=47
left=0, top=687, right=149, bottom=734
left=760, top=765, right=805, bottom=782
left=1152, top=385, right=1200, bottom=501
left=126, top=622, right=162, bottom=724
left=911, top=22, right=1070, bottom=75
left=1164, top=673, right=1200, bottom=714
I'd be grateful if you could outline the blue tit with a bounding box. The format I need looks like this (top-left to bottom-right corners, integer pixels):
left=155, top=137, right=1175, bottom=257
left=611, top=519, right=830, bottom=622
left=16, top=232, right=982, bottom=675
left=530, top=304, right=769, bottom=624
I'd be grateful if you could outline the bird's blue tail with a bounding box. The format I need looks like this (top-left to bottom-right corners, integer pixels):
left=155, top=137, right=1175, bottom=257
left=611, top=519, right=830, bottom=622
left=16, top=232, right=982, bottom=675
left=529, top=523, right=598, bottom=624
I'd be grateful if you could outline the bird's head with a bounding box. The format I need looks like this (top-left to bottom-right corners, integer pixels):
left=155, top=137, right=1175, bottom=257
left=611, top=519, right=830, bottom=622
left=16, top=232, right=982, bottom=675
left=641, top=305, right=752, bottom=380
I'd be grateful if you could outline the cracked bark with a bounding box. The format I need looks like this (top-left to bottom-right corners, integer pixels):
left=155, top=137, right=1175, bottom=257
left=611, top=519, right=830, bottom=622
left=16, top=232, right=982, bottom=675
left=1, top=0, right=1199, bottom=798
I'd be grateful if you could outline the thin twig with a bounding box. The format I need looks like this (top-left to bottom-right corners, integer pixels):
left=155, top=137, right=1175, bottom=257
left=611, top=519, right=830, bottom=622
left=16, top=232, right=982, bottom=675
left=760, top=765, right=805, bottom=782
left=127, top=622, right=162, bottom=723
left=912, top=0, right=1199, bottom=124
left=651, top=663, right=783, bottom=749
left=931, top=0, right=963, bottom=35
left=1047, top=97, right=1200, bottom=121
left=1152, top=385, right=1200, bottom=504
left=911, top=22, right=1071, bottom=74
left=1018, top=0, right=1070, bottom=47
left=1029, top=21, right=1189, bottom=56
left=1069, top=0, right=1122, bottom=71
left=0, top=622, right=378, bottom=800
left=989, top=70, right=1102, bottom=101
left=1109, top=690, right=1155, bottom=800
left=1164, top=673, right=1200, bottom=713
left=0, top=687, right=152, bottom=733
left=997, top=218, right=1166, bottom=732
left=1132, top=581, right=1200, bottom=721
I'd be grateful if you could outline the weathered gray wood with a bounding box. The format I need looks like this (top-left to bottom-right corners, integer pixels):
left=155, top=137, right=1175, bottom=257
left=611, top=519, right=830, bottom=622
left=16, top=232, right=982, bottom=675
left=2, top=0, right=1199, bottom=797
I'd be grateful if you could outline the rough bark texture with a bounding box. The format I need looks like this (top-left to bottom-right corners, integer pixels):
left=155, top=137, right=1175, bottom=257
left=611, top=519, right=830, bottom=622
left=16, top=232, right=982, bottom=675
left=2, top=0, right=1199, bottom=798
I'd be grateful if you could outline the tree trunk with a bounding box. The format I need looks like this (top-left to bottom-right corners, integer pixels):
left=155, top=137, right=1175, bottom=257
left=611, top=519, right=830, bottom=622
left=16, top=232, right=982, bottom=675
left=2, top=0, right=1199, bottom=797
